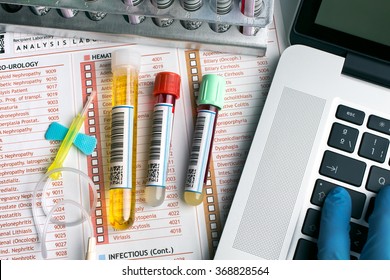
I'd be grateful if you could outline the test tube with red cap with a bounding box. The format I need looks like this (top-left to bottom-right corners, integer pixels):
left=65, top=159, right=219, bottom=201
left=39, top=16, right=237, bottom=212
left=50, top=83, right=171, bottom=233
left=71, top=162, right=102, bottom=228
left=145, top=72, right=181, bottom=207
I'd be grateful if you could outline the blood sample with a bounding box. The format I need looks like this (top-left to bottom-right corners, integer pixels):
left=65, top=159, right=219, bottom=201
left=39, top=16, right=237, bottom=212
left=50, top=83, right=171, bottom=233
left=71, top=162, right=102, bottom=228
left=145, top=72, right=181, bottom=207
left=184, top=74, right=225, bottom=206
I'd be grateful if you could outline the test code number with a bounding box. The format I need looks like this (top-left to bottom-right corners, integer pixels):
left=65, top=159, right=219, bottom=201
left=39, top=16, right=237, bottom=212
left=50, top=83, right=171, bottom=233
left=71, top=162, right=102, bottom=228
left=214, top=266, right=269, bottom=276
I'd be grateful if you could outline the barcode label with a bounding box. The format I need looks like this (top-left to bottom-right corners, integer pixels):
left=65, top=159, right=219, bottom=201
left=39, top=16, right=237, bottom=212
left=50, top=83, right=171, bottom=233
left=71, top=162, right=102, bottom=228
left=185, top=110, right=216, bottom=193
left=149, top=109, right=164, bottom=160
left=0, top=34, right=5, bottom=54
left=189, top=115, right=206, bottom=165
left=147, top=104, right=174, bottom=187
left=109, top=105, right=134, bottom=189
left=110, top=110, right=125, bottom=163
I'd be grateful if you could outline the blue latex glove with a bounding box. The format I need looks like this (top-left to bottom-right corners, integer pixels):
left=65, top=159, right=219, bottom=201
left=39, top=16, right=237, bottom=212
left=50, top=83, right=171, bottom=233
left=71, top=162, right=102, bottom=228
left=318, top=186, right=390, bottom=260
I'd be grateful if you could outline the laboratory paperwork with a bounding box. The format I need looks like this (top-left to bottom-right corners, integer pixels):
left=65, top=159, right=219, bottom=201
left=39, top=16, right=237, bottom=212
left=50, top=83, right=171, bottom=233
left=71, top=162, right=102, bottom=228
left=0, top=1, right=287, bottom=260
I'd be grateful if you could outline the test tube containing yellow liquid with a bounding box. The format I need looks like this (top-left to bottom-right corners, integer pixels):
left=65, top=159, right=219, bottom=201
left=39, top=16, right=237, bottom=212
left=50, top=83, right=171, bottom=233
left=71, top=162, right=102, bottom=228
left=109, top=48, right=141, bottom=230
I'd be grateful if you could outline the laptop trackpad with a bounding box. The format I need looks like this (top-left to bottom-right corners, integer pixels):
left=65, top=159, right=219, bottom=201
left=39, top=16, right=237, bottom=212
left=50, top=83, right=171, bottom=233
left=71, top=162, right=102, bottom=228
left=233, top=87, right=325, bottom=259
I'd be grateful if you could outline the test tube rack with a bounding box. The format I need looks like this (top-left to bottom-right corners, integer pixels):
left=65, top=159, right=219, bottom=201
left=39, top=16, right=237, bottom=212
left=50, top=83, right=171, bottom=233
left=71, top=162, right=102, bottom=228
left=0, top=0, right=274, bottom=56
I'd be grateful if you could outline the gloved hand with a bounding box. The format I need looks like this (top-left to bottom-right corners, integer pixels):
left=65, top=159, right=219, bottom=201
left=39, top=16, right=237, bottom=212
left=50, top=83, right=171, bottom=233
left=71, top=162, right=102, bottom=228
left=317, top=185, right=390, bottom=259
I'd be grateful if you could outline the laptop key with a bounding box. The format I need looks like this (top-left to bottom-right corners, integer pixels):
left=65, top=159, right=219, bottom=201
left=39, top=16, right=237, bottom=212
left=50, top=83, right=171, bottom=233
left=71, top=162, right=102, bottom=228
left=328, top=122, right=359, bottom=153
left=300, top=210, right=368, bottom=256
left=358, top=132, right=389, bottom=163
left=294, top=238, right=357, bottom=260
left=336, top=105, right=365, bottom=125
left=319, top=150, right=366, bottom=186
left=350, top=222, right=368, bottom=253
left=367, top=115, right=390, bottom=136
left=293, top=239, right=318, bottom=260
left=302, top=208, right=321, bottom=238
left=311, top=179, right=366, bottom=219
left=366, top=165, right=390, bottom=193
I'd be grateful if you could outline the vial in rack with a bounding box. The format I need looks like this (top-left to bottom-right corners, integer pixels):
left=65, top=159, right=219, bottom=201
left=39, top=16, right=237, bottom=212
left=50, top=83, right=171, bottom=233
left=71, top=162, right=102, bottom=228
left=123, top=0, right=146, bottom=24
left=209, top=0, right=233, bottom=33
left=151, top=0, right=174, bottom=27
left=180, top=0, right=203, bottom=30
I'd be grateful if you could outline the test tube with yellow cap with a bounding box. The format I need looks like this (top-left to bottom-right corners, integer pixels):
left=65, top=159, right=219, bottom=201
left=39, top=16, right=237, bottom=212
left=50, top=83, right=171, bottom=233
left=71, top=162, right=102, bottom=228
left=108, top=48, right=141, bottom=230
left=184, top=74, right=225, bottom=206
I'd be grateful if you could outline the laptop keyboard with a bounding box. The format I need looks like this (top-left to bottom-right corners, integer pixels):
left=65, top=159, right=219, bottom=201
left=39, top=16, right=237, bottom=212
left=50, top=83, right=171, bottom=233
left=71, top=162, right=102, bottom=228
left=294, top=104, right=390, bottom=259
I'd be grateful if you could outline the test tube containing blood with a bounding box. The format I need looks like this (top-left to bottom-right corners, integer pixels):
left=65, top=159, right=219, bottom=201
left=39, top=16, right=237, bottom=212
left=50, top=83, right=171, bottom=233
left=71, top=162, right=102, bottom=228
left=184, top=74, right=225, bottom=206
left=145, top=72, right=181, bottom=207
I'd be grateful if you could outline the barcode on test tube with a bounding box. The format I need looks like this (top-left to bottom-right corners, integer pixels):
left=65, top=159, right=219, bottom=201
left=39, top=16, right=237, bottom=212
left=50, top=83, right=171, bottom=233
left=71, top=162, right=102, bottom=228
left=110, top=110, right=125, bottom=163
left=189, top=115, right=206, bottom=166
left=148, top=109, right=163, bottom=160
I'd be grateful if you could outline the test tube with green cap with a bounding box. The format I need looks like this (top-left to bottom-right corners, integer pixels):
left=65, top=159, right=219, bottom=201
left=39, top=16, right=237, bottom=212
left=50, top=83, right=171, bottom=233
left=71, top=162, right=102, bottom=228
left=184, top=74, right=225, bottom=206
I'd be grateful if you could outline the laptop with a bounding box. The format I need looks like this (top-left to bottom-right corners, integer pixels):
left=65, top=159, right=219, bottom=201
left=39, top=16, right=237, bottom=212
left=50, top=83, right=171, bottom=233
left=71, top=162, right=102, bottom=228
left=215, top=0, right=390, bottom=260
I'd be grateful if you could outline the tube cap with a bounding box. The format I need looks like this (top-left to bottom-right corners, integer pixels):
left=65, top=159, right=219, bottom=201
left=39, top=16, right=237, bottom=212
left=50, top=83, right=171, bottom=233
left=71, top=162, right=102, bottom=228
left=198, top=74, right=226, bottom=109
left=111, top=48, right=141, bottom=72
left=153, top=72, right=181, bottom=99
